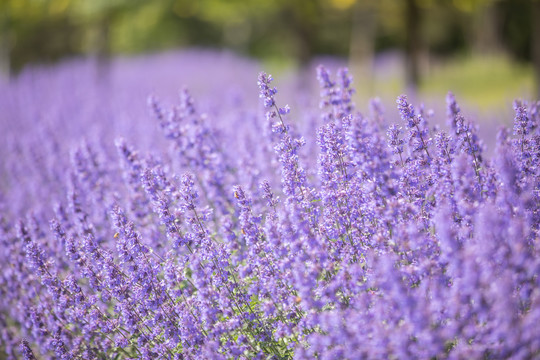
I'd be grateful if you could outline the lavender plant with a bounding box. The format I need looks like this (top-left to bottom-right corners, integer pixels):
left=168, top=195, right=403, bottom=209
left=0, top=53, right=539, bottom=359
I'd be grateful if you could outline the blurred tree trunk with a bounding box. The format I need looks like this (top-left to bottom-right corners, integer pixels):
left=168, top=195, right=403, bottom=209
left=472, top=2, right=502, bottom=55
left=285, top=0, right=318, bottom=67
left=282, top=0, right=320, bottom=90
left=0, top=13, right=10, bottom=78
left=533, top=0, right=540, bottom=98
left=96, top=14, right=112, bottom=80
left=405, top=0, right=421, bottom=92
left=349, top=2, right=376, bottom=97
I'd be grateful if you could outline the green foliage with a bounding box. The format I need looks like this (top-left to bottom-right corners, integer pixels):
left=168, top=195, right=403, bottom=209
left=2, top=0, right=538, bottom=100
left=420, top=55, right=534, bottom=109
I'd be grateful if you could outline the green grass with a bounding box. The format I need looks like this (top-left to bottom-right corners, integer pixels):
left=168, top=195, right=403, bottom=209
left=420, top=54, right=535, bottom=110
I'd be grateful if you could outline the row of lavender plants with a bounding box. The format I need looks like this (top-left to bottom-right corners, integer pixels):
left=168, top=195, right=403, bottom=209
left=1, top=58, right=539, bottom=359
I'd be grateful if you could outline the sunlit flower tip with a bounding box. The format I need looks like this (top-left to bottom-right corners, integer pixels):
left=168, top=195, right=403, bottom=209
left=257, top=71, right=272, bottom=85
left=258, top=72, right=278, bottom=109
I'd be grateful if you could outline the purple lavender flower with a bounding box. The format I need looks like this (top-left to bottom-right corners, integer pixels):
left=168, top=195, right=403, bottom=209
left=396, top=95, right=431, bottom=160
left=446, top=91, right=461, bottom=130
left=316, top=65, right=355, bottom=124
left=1, top=55, right=540, bottom=360
left=20, top=339, right=36, bottom=360
left=257, top=72, right=277, bottom=109
left=434, top=131, right=453, bottom=164
left=387, top=124, right=404, bottom=160
left=513, top=100, right=532, bottom=137
left=445, top=93, right=484, bottom=182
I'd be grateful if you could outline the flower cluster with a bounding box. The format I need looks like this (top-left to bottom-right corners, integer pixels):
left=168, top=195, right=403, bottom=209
left=0, top=54, right=539, bottom=359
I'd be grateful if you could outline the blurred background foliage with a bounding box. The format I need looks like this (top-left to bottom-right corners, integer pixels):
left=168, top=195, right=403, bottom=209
left=1, top=0, right=539, bottom=105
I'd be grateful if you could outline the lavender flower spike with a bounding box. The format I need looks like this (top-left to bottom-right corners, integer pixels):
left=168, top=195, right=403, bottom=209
left=20, top=339, right=36, bottom=360
left=257, top=72, right=277, bottom=109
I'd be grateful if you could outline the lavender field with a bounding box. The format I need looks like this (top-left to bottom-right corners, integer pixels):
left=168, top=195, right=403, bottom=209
left=1, top=51, right=539, bottom=359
